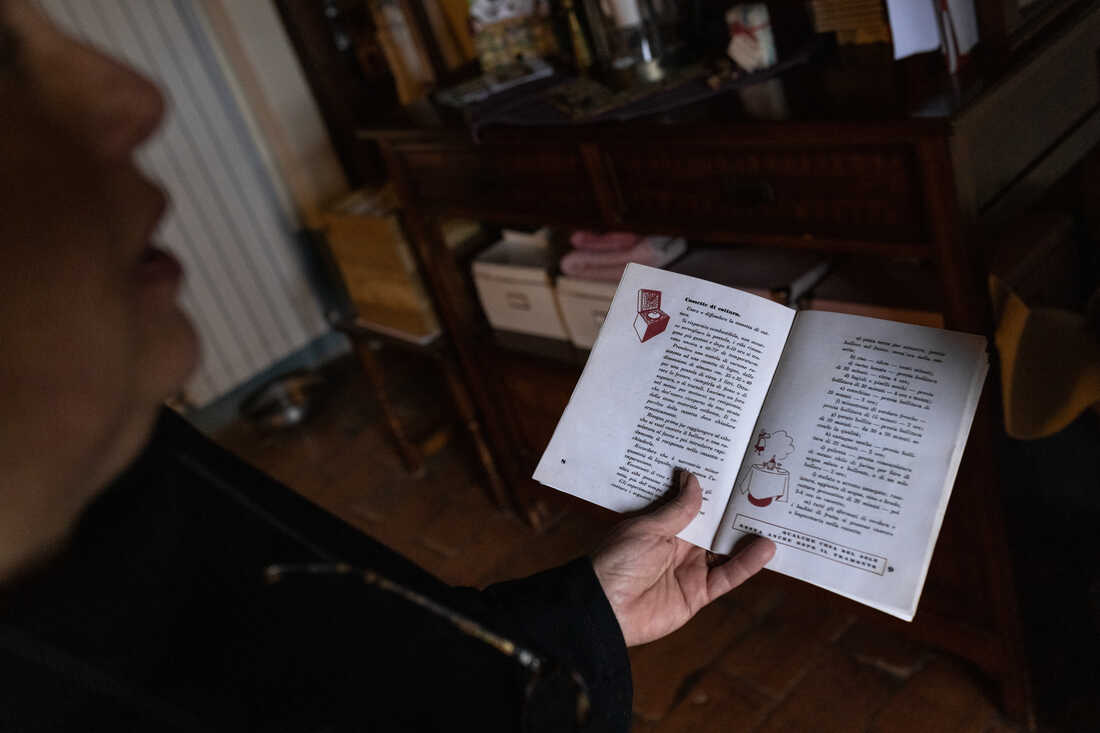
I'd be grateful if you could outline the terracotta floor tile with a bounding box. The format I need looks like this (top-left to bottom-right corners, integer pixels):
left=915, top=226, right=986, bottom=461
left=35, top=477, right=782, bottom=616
left=980, top=724, right=1025, bottom=733
left=480, top=512, right=608, bottom=582
left=838, top=620, right=933, bottom=680
left=630, top=598, right=757, bottom=721
left=717, top=586, right=856, bottom=700
left=652, top=668, right=773, bottom=733
left=630, top=717, right=663, bottom=732
left=727, top=569, right=791, bottom=621
left=755, top=647, right=896, bottom=733
left=868, top=658, right=1011, bottom=733
left=431, top=510, right=534, bottom=587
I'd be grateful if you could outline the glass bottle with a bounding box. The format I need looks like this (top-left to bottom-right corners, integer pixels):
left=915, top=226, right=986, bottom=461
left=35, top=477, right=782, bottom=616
left=590, top=0, right=677, bottom=83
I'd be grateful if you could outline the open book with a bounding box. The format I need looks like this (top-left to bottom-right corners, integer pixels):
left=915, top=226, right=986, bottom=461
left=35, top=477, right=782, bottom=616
left=534, top=264, right=988, bottom=621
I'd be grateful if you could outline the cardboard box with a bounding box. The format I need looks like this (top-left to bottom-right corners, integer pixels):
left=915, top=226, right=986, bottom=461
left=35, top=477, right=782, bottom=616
left=472, top=239, right=569, bottom=340
left=323, top=207, right=417, bottom=277
left=321, top=188, right=439, bottom=340
left=555, top=276, right=618, bottom=349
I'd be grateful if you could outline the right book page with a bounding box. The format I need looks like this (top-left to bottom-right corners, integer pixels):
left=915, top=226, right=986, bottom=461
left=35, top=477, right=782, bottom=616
left=711, top=310, right=989, bottom=620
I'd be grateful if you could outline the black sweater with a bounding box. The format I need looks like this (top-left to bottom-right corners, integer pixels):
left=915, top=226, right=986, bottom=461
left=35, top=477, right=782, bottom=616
left=0, top=410, right=632, bottom=731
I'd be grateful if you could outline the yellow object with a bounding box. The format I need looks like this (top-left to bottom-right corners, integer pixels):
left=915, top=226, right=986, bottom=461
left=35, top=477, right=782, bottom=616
left=563, top=0, right=592, bottom=71
left=438, top=0, right=476, bottom=60
left=322, top=189, right=440, bottom=341
left=370, top=0, right=436, bottom=105
left=810, top=0, right=892, bottom=45
left=990, top=274, right=1100, bottom=439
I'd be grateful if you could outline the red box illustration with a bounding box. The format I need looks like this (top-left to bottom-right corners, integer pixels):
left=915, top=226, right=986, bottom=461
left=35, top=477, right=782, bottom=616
left=634, top=288, right=669, bottom=342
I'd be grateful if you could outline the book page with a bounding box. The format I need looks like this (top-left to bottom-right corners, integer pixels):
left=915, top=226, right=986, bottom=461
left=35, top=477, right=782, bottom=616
left=712, top=311, right=987, bottom=620
left=534, top=264, right=796, bottom=548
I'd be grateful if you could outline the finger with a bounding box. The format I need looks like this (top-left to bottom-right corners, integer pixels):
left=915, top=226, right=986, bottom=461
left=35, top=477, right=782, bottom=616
left=643, top=471, right=704, bottom=534
left=705, top=536, right=776, bottom=601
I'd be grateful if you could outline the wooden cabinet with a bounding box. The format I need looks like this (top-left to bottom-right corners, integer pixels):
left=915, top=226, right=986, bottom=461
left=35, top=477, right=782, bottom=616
left=367, top=5, right=1100, bottom=727
left=602, top=142, right=926, bottom=242
left=398, top=143, right=600, bottom=221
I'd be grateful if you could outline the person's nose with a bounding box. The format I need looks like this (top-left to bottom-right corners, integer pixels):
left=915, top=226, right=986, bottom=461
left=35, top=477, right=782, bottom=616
left=74, top=44, right=166, bottom=161
left=6, top=0, right=167, bottom=159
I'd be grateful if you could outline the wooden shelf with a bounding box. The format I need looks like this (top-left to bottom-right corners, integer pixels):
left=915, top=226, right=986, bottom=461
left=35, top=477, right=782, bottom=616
left=363, top=11, right=1100, bottom=727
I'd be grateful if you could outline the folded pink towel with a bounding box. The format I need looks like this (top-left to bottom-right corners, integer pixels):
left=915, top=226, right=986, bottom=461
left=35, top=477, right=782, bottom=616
left=560, top=236, right=686, bottom=281
left=569, top=230, right=642, bottom=251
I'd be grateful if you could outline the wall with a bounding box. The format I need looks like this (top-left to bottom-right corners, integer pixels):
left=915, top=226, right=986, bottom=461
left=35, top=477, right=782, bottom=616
left=199, top=0, right=348, bottom=226
left=38, top=0, right=345, bottom=407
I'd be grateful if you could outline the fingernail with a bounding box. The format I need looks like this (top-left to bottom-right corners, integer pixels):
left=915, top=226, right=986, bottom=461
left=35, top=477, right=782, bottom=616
left=679, top=470, right=690, bottom=490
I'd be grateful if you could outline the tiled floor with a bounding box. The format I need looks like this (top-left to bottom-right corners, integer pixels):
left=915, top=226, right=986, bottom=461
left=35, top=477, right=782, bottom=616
left=216, top=353, right=1028, bottom=733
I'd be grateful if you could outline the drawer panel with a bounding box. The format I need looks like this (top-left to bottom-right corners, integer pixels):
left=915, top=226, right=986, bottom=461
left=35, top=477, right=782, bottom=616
left=398, top=145, right=600, bottom=220
left=604, top=143, right=925, bottom=242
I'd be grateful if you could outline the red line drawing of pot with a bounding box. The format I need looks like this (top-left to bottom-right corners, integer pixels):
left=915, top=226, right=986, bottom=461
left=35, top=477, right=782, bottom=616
left=634, top=289, right=669, bottom=343
left=736, top=430, right=794, bottom=507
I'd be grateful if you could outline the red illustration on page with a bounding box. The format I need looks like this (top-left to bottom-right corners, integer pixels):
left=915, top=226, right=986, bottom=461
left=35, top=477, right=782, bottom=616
left=736, top=430, right=794, bottom=507
left=634, top=289, right=670, bottom=343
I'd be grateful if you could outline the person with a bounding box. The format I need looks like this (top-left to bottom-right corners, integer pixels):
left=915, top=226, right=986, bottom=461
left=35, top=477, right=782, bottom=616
left=0, top=1, right=776, bottom=730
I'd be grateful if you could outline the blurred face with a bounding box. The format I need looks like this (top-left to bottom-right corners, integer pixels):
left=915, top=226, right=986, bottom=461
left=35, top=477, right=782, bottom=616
left=0, top=0, right=198, bottom=578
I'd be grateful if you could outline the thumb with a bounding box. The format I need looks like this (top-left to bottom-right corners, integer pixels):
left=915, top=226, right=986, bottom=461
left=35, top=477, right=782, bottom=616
left=644, top=471, right=704, bottom=534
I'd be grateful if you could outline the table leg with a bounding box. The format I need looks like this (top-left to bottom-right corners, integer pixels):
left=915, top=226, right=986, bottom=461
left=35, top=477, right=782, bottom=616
left=438, top=352, right=514, bottom=515
left=352, top=338, right=425, bottom=477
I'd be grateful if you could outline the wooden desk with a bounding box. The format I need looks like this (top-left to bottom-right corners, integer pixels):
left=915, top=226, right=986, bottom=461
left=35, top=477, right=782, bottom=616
left=363, top=6, right=1100, bottom=726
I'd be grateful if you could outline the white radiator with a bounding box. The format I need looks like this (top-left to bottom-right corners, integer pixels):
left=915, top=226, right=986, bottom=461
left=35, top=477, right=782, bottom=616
left=39, top=0, right=330, bottom=406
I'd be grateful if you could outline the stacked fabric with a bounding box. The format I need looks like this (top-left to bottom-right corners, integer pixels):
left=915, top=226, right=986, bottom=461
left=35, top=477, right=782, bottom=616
left=560, top=231, right=686, bottom=282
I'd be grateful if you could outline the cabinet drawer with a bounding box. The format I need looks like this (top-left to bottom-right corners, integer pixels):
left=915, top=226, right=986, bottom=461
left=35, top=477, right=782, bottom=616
left=604, top=144, right=925, bottom=243
left=398, top=145, right=600, bottom=221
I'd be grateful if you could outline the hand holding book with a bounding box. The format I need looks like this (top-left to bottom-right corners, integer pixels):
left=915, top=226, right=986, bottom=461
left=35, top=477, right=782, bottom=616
left=592, top=471, right=776, bottom=647
left=537, top=264, right=988, bottom=620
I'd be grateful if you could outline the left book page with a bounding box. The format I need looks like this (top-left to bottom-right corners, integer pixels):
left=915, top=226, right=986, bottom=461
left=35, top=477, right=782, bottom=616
left=534, top=264, right=797, bottom=548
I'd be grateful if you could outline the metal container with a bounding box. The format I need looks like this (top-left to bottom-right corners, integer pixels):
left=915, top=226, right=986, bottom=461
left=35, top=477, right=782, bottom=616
left=240, top=370, right=327, bottom=430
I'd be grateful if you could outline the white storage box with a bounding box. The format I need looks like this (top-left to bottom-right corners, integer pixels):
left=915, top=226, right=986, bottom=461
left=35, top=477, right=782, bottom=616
left=472, top=239, right=569, bottom=340
left=555, top=276, right=619, bottom=349
left=501, top=226, right=551, bottom=247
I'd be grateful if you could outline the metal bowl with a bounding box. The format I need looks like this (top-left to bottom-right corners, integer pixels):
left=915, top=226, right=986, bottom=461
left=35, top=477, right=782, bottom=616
left=239, top=370, right=327, bottom=430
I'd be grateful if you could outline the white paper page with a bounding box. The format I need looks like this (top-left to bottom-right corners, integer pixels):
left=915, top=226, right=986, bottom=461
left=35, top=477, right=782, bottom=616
left=946, top=0, right=980, bottom=54
left=885, top=0, right=942, bottom=59
left=712, top=311, right=987, bottom=620
left=534, top=264, right=796, bottom=549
